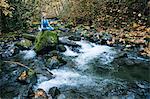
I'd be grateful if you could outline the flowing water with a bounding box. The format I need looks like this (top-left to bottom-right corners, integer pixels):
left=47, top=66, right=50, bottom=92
left=14, top=38, right=149, bottom=99
left=5, top=38, right=148, bottom=98
left=35, top=40, right=144, bottom=98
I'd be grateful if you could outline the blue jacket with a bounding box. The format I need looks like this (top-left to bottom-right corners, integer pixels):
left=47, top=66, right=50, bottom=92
left=41, top=19, right=54, bottom=31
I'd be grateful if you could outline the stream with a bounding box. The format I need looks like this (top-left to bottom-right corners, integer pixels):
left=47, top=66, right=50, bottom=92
left=0, top=31, right=150, bottom=99
left=32, top=39, right=150, bottom=99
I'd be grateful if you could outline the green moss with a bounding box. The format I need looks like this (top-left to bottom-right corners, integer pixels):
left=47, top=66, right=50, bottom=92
left=34, top=31, right=58, bottom=53
left=16, top=39, right=32, bottom=48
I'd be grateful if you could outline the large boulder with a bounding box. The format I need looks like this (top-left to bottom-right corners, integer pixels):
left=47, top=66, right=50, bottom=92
left=34, top=31, right=58, bottom=54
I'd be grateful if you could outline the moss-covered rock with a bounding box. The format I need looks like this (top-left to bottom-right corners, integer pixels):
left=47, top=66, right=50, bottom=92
left=34, top=31, right=58, bottom=54
left=15, top=39, right=33, bottom=49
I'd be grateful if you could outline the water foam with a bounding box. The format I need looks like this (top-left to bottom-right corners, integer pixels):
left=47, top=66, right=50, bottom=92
left=36, top=68, right=120, bottom=93
left=63, top=46, right=78, bottom=56
left=64, top=40, right=116, bottom=70
left=37, top=69, right=81, bottom=92
left=20, top=50, right=36, bottom=59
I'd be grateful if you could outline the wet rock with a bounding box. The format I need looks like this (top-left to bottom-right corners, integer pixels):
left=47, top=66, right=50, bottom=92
left=100, top=39, right=107, bottom=45
left=1, top=46, right=20, bottom=58
left=59, top=37, right=81, bottom=47
left=100, top=33, right=113, bottom=45
left=115, top=52, right=128, bottom=59
left=68, top=35, right=81, bottom=41
left=34, top=88, right=48, bottom=99
left=89, top=35, right=100, bottom=43
left=10, top=46, right=20, bottom=56
left=0, top=83, right=20, bottom=98
left=48, top=87, right=61, bottom=98
left=71, top=46, right=80, bottom=53
left=0, top=62, right=37, bottom=98
left=47, top=56, right=60, bottom=69
left=26, top=86, right=35, bottom=98
left=46, top=55, right=67, bottom=69
left=34, top=31, right=58, bottom=54
left=56, top=44, right=66, bottom=52
left=17, top=69, right=37, bottom=85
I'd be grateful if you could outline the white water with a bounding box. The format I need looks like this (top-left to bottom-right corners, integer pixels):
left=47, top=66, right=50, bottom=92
left=63, top=46, right=78, bottom=56
left=75, top=40, right=116, bottom=70
left=36, top=40, right=118, bottom=93
left=20, top=50, right=36, bottom=59
left=37, top=68, right=120, bottom=93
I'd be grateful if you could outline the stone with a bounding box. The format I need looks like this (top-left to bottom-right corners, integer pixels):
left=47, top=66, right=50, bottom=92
left=10, top=46, right=20, bottom=56
left=15, top=39, right=32, bottom=50
left=89, top=34, right=100, bottom=43
left=34, top=89, right=48, bottom=99
left=27, top=87, right=35, bottom=98
left=46, top=55, right=67, bottom=69
left=68, top=35, right=81, bottom=41
left=101, top=39, right=107, bottom=45
left=56, top=44, right=66, bottom=52
left=17, top=69, right=37, bottom=85
left=101, top=33, right=112, bottom=41
left=34, top=31, right=58, bottom=54
left=59, top=37, right=81, bottom=47
left=2, top=46, right=20, bottom=58
left=115, top=52, right=128, bottom=59
left=48, top=87, right=61, bottom=98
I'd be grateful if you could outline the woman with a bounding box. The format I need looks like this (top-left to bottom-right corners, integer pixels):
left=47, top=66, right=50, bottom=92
left=41, top=16, right=54, bottom=31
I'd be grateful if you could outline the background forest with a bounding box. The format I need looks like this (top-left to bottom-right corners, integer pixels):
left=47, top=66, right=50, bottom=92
left=1, top=0, right=150, bottom=32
